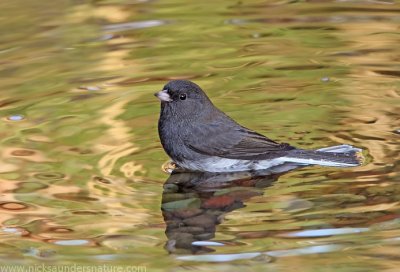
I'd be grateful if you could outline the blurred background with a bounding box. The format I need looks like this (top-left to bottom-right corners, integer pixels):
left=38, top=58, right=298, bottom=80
left=0, top=0, right=399, bottom=270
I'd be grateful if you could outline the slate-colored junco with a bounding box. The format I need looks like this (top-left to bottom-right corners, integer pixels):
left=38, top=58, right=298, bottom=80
left=155, top=80, right=362, bottom=172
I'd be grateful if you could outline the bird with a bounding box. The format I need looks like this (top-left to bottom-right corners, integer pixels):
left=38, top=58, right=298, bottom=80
left=154, top=80, right=363, bottom=173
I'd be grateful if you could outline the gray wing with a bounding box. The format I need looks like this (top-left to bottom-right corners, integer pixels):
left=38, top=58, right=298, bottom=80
left=184, top=120, right=296, bottom=160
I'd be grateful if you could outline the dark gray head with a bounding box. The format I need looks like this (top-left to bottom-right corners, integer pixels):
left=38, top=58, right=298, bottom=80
left=154, top=80, right=214, bottom=117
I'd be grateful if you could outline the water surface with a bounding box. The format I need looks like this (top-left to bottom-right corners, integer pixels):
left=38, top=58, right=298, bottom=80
left=0, top=0, right=399, bottom=271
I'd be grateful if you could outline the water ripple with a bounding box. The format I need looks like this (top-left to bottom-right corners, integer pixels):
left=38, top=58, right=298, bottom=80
left=103, top=20, right=169, bottom=32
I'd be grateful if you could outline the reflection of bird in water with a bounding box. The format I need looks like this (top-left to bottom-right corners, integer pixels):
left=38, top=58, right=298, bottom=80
left=161, top=164, right=299, bottom=254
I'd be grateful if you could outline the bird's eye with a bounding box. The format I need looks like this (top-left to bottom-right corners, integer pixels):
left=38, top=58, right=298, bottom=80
left=179, top=93, right=187, bottom=100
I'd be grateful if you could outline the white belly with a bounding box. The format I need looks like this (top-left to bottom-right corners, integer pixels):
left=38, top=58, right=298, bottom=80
left=174, top=145, right=361, bottom=173
left=178, top=156, right=285, bottom=172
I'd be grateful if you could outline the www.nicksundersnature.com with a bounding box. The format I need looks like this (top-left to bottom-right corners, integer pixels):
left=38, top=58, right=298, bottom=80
left=0, top=264, right=147, bottom=272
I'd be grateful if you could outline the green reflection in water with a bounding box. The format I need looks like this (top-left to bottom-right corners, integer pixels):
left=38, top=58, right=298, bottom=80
left=0, top=0, right=399, bottom=271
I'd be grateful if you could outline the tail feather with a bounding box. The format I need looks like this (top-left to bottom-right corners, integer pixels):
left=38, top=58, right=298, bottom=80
left=280, top=145, right=363, bottom=167
left=316, top=144, right=361, bottom=153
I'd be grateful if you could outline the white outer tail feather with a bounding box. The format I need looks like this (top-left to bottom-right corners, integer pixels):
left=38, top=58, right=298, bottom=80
left=316, top=144, right=361, bottom=153
left=277, top=144, right=362, bottom=167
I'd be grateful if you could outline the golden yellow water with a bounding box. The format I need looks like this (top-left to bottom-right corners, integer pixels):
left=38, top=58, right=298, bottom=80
left=0, top=0, right=399, bottom=271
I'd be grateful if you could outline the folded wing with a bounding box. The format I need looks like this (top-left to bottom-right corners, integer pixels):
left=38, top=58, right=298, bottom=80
left=185, top=119, right=295, bottom=160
